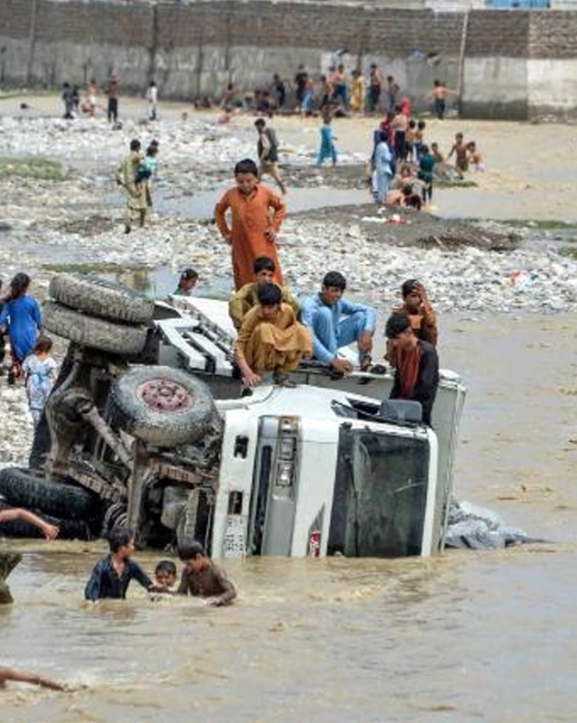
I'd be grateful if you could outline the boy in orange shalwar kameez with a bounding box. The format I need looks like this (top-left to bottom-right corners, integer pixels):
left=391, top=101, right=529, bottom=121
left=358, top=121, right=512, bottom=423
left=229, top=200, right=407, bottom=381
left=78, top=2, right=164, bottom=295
left=215, top=158, right=286, bottom=290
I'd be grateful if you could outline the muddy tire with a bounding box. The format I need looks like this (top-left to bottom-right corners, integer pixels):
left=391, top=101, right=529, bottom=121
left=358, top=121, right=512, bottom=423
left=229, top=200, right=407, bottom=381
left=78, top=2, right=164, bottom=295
left=109, top=366, right=216, bottom=446
left=49, top=273, right=155, bottom=325
left=43, top=301, right=148, bottom=356
left=0, top=467, right=100, bottom=519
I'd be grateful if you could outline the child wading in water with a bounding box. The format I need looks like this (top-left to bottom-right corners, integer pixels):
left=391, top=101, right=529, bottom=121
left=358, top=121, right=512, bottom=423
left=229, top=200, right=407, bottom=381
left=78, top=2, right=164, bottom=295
left=177, top=540, right=237, bottom=606
left=21, top=335, right=58, bottom=427
left=84, top=526, right=163, bottom=601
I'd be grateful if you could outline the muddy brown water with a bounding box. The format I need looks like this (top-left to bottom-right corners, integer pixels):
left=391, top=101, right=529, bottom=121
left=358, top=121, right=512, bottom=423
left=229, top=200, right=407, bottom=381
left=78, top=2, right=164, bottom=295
left=1, top=313, right=576, bottom=721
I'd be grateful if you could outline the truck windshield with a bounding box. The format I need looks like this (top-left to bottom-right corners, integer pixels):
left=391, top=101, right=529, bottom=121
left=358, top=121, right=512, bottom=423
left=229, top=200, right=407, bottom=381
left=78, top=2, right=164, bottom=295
left=329, top=428, right=430, bottom=558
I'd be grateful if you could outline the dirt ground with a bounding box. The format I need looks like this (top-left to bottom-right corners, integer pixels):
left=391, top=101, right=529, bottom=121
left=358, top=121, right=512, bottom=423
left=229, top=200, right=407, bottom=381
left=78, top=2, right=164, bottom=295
left=2, top=92, right=577, bottom=223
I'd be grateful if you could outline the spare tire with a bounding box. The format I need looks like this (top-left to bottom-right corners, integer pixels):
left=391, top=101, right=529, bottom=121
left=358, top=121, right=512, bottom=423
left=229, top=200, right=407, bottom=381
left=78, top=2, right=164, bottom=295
left=43, top=301, right=148, bottom=356
left=0, top=467, right=101, bottom=519
left=109, top=366, right=216, bottom=447
left=49, top=273, right=155, bottom=325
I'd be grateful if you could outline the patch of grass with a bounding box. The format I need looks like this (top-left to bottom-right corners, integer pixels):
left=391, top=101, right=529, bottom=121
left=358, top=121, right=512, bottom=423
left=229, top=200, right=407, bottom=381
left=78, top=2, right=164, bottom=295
left=0, top=156, right=67, bottom=181
left=42, top=262, right=151, bottom=274
left=560, top=248, right=577, bottom=260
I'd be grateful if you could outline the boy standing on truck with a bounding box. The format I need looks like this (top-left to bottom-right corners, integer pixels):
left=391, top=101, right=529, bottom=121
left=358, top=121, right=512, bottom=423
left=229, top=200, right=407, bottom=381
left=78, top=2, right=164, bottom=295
left=215, top=158, right=286, bottom=290
left=235, top=284, right=312, bottom=388
left=228, top=256, right=299, bottom=331
left=177, top=540, right=236, bottom=606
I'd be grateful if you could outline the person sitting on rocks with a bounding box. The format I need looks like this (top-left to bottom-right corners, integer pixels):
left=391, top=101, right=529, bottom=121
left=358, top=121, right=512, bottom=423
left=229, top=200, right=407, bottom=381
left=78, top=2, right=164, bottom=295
left=235, top=283, right=312, bottom=388
left=228, top=256, right=299, bottom=331
left=300, top=271, right=376, bottom=375
left=385, top=313, right=439, bottom=426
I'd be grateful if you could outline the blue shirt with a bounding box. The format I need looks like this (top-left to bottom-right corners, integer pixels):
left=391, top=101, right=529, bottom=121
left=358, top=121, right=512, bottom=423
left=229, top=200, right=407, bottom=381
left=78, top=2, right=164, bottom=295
left=320, top=123, right=334, bottom=150
left=84, top=554, right=152, bottom=601
left=300, top=293, right=377, bottom=364
left=0, top=295, right=42, bottom=362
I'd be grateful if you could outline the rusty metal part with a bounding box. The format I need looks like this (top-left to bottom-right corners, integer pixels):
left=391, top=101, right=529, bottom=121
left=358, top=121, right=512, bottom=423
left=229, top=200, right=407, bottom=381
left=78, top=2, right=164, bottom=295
left=136, top=378, right=193, bottom=412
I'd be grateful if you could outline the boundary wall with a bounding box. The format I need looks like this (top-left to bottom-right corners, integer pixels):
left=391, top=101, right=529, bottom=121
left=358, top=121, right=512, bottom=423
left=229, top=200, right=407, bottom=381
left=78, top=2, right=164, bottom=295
left=1, top=0, right=576, bottom=119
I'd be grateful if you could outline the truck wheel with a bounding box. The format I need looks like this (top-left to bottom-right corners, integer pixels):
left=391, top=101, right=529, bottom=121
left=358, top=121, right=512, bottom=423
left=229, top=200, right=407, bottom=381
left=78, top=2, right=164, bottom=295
left=109, top=366, right=216, bottom=446
left=0, top=467, right=101, bottom=520
left=49, top=273, right=155, bottom=325
left=43, top=301, right=148, bottom=356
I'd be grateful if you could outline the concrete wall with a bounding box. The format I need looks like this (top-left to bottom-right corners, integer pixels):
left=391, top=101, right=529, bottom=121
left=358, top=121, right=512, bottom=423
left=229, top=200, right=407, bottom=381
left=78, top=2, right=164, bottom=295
left=1, top=0, right=577, bottom=119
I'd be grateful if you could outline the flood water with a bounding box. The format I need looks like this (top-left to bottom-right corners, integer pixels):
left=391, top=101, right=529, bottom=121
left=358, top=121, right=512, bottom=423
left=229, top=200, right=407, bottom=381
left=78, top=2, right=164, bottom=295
left=2, top=313, right=576, bottom=722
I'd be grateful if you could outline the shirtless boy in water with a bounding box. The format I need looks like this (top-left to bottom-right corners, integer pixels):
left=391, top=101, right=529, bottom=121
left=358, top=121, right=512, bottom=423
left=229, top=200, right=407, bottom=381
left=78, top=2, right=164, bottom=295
left=448, top=132, right=468, bottom=178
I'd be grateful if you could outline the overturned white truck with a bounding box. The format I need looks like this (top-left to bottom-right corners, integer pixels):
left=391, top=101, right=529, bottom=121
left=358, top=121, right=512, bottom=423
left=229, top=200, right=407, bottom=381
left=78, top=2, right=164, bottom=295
left=154, top=296, right=466, bottom=558
left=0, top=275, right=466, bottom=559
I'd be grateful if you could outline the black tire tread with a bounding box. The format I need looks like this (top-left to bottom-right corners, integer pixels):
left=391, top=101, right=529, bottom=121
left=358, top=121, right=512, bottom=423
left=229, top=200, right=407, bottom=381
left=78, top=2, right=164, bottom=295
left=43, top=301, right=148, bottom=356
left=49, top=273, right=154, bottom=325
left=0, top=467, right=100, bottom=519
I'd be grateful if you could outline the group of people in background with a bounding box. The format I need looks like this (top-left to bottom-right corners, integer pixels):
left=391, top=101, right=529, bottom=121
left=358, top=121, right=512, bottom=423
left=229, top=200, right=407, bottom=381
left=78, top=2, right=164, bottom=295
left=220, top=66, right=456, bottom=121
left=61, top=72, right=160, bottom=123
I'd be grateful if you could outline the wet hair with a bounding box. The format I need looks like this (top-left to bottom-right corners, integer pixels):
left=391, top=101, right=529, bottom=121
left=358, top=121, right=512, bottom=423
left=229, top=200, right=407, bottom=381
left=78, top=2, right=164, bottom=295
left=418, top=120, right=426, bottom=130
left=379, top=130, right=388, bottom=143
left=107, top=526, right=134, bottom=553
left=434, top=79, right=441, bottom=86
left=322, top=271, right=346, bottom=291
left=254, top=256, right=275, bottom=274
left=402, top=184, right=413, bottom=196
left=401, top=279, right=419, bottom=298
left=146, top=145, right=158, bottom=157
left=155, top=560, right=177, bottom=577
left=386, top=313, right=411, bottom=339
left=387, top=75, right=394, bottom=82
left=408, top=120, right=416, bottom=129
left=257, top=282, right=282, bottom=306
left=8, top=272, right=31, bottom=301
left=254, top=118, right=266, bottom=128
left=178, top=539, right=206, bottom=561
left=130, top=139, right=141, bottom=152
left=32, top=335, right=53, bottom=355
left=234, top=158, right=258, bottom=177
left=180, top=268, right=198, bottom=282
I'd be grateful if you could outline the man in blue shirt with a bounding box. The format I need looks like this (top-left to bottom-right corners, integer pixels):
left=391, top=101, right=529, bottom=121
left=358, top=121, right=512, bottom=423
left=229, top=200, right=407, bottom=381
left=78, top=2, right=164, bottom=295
left=300, top=271, right=376, bottom=375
